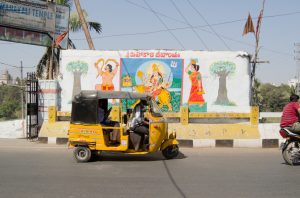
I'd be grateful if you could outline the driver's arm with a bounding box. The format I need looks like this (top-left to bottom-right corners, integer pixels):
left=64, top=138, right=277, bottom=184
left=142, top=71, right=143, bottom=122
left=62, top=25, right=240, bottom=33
left=104, top=107, right=112, bottom=121
left=142, top=118, right=149, bottom=125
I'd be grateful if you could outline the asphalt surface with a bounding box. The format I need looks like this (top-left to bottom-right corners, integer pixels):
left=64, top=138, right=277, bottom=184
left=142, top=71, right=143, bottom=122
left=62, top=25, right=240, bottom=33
left=0, top=139, right=300, bottom=198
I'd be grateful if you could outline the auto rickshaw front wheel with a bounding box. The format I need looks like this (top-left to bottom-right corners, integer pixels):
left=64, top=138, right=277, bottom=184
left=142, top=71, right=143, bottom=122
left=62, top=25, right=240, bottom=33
left=162, top=145, right=179, bottom=159
left=74, top=146, right=91, bottom=163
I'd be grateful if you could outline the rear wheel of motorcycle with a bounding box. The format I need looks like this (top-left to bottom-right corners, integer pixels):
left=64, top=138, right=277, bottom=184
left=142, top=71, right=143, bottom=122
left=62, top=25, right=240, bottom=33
left=282, top=141, right=300, bottom=165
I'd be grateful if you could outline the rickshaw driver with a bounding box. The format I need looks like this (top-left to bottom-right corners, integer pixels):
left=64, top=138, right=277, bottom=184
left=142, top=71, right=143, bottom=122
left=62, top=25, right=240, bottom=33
left=98, top=100, right=120, bottom=145
left=129, top=100, right=150, bottom=147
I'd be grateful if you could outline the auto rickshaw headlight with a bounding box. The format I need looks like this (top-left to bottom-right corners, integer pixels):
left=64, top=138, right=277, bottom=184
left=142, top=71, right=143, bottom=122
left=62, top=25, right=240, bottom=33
left=169, top=132, right=176, bottom=139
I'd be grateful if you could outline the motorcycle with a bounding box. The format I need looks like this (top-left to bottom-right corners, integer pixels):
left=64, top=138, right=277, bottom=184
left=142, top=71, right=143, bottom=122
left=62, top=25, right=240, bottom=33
left=279, top=128, right=300, bottom=165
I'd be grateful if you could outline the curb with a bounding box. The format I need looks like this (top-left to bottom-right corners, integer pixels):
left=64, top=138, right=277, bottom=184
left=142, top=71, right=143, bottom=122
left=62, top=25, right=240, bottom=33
left=38, top=137, right=68, bottom=145
left=189, top=139, right=279, bottom=148
left=38, top=137, right=281, bottom=148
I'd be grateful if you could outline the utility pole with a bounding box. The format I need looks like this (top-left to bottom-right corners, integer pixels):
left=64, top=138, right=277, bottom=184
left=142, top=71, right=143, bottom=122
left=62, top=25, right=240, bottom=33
left=48, top=1, right=57, bottom=80
left=73, top=0, right=95, bottom=50
left=249, top=0, right=267, bottom=106
left=20, top=61, right=25, bottom=138
left=251, top=0, right=265, bottom=83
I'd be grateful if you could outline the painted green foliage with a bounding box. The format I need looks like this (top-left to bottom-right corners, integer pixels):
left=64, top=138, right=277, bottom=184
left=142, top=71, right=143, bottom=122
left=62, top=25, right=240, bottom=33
left=67, top=60, right=89, bottom=73
left=67, top=61, right=89, bottom=99
left=210, top=61, right=236, bottom=106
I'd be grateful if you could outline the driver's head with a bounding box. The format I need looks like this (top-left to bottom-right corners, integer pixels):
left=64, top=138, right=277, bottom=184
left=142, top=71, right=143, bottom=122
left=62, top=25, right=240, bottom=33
left=140, top=100, right=148, bottom=112
left=98, top=99, right=108, bottom=110
left=290, top=94, right=299, bottom=102
left=141, top=100, right=148, bottom=106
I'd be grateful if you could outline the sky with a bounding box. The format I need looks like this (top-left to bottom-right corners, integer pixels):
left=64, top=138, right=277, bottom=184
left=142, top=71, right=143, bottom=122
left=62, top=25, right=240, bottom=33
left=0, top=0, right=299, bottom=84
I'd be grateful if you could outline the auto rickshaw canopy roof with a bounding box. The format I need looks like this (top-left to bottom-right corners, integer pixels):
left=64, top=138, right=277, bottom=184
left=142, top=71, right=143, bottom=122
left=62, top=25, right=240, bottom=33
left=74, top=90, right=151, bottom=101
left=71, top=91, right=151, bottom=124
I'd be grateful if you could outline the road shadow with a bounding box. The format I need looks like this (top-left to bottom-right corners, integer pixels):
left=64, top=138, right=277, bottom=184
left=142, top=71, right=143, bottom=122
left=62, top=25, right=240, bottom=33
left=281, top=162, right=300, bottom=166
left=90, top=151, right=186, bottom=162
left=163, top=159, right=187, bottom=198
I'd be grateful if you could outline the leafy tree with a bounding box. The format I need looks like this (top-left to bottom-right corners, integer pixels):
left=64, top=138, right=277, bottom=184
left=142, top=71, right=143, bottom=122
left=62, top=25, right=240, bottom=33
left=289, top=85, right=296, bottom=95
left=252, top=78, right=263, bottom=108
left=36, top=0, right=102, bottom=79
left=15, top=77, right=21, bottom=85
left=210, top=61, right=236, bottom=105
left=7, top=74, right=12, bottom=84
left=56, top=0, right=72, bottom=7
left=0, top=86, right=22, bottom=120
left=259, top=83, right=290, bottom=112
left=66, top=60, right=89, bottom=98
left=69, top=9, right=102, bottom=34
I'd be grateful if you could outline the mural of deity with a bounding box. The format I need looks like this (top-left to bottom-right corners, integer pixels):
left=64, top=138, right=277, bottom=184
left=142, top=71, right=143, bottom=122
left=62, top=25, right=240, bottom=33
left=121, top=58, right=183, bottom=112
left=94, top=58, right=119, bottom=91
left=148, top=63, right=172, bottom=111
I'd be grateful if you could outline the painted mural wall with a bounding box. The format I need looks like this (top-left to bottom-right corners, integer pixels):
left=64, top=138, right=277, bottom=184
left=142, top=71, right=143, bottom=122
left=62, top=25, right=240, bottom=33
left=59, top=50, right=251, bottom=113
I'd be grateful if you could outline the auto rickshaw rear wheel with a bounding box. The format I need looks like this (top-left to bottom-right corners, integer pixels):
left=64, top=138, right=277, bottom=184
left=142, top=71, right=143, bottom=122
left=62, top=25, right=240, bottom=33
left=162, top=145, right=179, bottom=159
left=74, top=146, right=91, bottom=163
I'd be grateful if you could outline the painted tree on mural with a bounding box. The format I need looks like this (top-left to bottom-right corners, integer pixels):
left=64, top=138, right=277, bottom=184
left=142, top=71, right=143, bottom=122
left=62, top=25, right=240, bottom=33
left=210, top=61, right=236, bottom=106
left=66, top=61, right=88, bottom=99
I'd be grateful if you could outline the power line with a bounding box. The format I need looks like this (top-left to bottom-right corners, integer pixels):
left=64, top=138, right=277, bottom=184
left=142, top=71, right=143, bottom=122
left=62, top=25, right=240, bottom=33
left=125, top=0, right=187, bottom=25
left=169, top=0, right=209, bottom=50
left=0, top=61, right=35, bottom=68
left=196, top=27, right=293, bottom=57
left=185, top=0, right=231, bottom=50
left=73, top=25, right=292, bottom=57
left=142, top=0, right=186, bottom=49
left=71, top=8, right=295, bottom=57
left=125, top=0, right=300, bottom=27
left=72, top=10, right=300, bottom=40
left=125, top=0, right=300, bottom=30
left=73, top=29, right=293, bottom=57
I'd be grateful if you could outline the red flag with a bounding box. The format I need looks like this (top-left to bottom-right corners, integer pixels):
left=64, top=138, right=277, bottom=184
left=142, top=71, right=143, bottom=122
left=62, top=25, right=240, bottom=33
left=242, top=14, right=255, bottom=36
left=255, top=10, right=263, bottom=39
left=55, top=31, right=68, bottom=47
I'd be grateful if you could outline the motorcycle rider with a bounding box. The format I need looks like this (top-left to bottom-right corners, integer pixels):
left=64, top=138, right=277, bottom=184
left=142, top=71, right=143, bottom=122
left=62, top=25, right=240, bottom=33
left=280, top=94, right=300, bottom=133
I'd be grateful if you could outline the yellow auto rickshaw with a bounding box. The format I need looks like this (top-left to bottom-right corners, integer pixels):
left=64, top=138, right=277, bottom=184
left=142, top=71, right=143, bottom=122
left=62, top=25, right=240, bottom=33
left=68, top=90, right=179, bottom=162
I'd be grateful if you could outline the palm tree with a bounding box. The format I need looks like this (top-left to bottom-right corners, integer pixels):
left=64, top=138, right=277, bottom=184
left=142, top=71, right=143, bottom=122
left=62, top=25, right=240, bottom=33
left=36, top=0, right=102, bottom=79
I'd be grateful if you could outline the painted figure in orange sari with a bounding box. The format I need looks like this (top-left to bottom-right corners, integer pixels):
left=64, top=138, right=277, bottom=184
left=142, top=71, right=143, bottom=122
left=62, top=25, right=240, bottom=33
left=94, top=58, right=119, bottom=91
left=185, top=60, right=205, bottom=106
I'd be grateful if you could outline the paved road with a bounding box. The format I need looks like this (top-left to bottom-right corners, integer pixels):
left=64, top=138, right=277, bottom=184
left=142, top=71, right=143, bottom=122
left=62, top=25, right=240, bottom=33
left=0, top=139, right=300, bottom=198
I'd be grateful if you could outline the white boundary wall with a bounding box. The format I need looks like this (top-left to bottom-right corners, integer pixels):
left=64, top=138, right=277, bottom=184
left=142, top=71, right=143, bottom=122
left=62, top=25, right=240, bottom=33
left=259, top=123, right=282, bottom=139
left=0, top=119, right=24, bottom=139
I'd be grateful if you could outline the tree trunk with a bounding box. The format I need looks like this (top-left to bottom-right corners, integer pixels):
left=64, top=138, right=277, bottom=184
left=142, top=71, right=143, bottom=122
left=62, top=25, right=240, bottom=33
left=72, top=71, right=82, bottom=99
left=73, top=0, right=95, bottom=50
left=215, top=74, right=229, bottom=105
left=48, top=46, right=54, bottom=80
left=46, top=53, right=51, bottom=79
